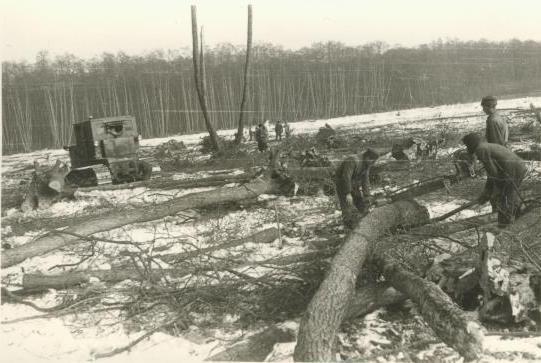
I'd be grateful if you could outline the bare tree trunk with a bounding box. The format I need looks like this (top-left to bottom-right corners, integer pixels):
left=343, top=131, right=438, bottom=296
left=293, top=200, right=429, bottom=361
left=235, top=5, right=253, bottom=145
left=191, top=5, right=220, bottom=151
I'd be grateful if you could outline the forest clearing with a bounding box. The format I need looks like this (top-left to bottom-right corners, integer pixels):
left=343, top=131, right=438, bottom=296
left=3, top=2, right=541, bottom=362
left=2, top=95, right=541, bottom=362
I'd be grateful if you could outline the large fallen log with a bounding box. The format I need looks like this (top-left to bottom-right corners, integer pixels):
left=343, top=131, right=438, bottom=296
left=293, top=200, right=429, bottom=362
left=77, top=171, right=258, bottom=192
left=205, top=325, right=295, bottom=362
left=3, top=209, right=200, bottom=237
left=382, top=261, right=485, bottom=361
left=1, top=172, right=259, bottom=212
left=2, top=174, right=291, bottom=268
left=23, top=268, right=191, bottom=290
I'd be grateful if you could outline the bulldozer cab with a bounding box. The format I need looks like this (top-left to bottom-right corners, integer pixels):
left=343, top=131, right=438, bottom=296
left=66, top=116, right=140, bottom=168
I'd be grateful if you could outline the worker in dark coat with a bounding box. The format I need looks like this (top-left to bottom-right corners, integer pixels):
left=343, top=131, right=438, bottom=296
left=334, top=148, right=380, bottom=228
left=482, top=96, right=508, bottom=147
left=462, top=133, right=527, bottom=227
left=255, top=123, right=268, bottom=152
left=275, top=121, right=284, bottom=141
left=284, top=121, right=291, bottom=138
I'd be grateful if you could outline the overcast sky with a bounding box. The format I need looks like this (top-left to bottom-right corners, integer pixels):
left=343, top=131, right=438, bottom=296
left=2, top=0, right=541, bottom=62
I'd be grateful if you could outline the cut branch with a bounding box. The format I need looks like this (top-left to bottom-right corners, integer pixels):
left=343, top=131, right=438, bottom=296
left=159, top=227, right=279, bottom=263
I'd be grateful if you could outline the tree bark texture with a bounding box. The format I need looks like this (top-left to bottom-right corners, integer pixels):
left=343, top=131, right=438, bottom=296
left=293, top=200, right=429, bottom=362
left=382, top=261, right=485, bottom=361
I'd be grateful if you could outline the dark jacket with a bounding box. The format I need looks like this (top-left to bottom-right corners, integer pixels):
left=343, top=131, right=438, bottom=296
left=474, top=142, right=527, bottom=197
left=259, top=126, right=268, bottom=141
left=486, top=112, right=508, bottom=146
left=335, top=156, right=371, bottom=197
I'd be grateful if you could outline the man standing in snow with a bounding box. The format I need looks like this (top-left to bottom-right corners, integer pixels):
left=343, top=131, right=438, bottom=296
left=462, top=133, right=526, bottom=227
left=255, top=123, right=268, bottom=152
left=482, top=96, right=508, bottom=147
left=334, top=148, right=380, bottom=228
left=275, top=121, right=284, bottom=141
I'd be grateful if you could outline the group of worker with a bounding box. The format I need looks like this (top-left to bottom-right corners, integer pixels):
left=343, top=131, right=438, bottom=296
left=249, top=121, right=292, bottom=152
left=336, top=95, right=528, bottom=229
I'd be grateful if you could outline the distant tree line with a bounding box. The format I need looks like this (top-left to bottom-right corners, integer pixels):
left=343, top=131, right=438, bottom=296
left=2, top=39, right=541, bottom=154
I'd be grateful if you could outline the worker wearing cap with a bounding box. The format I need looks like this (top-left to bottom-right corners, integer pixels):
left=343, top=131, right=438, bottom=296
left=482, top=96, right=508, bottom=147
left=462, top=133, right=526, bottom=227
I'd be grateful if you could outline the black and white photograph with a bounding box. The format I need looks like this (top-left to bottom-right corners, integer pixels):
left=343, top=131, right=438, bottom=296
left=1, top=0, right=541, bottom=362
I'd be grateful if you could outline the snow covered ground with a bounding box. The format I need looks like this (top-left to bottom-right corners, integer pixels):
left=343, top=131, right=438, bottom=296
left=2, top=96, right=541, bottom=362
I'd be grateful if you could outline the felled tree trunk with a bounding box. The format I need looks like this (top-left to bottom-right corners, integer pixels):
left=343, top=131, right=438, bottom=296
left=205, top=325, right=295, bottom=362
left=76, top=172, right=258, bottom=192
left=293, top=200, right=429, bottom=362
left=16, top=160, right=74, bottom=212
left=2, top=173, right=292, bottom=268
left=22, top=268, right=191, bottom=290
left=382, top=261, right=485, bottom=361
left=2, top=173, right=258, bottom=212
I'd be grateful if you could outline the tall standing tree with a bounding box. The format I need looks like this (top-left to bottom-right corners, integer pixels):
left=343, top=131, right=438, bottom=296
left=191, top=5, right=221, bottom=151
left=234, top=5, right=253, bottom=144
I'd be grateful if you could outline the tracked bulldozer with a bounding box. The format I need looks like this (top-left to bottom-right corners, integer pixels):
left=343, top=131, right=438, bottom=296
left=18, top=116, right=153, bottom=211
left=63, top=116, right=152, bottom=187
